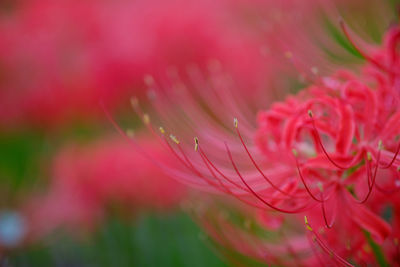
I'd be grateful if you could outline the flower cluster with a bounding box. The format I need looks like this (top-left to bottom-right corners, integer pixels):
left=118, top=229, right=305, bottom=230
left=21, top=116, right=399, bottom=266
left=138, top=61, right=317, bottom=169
left=128, top=20, right=400, bottom=265
left=0, top=0, right=279, bottom=129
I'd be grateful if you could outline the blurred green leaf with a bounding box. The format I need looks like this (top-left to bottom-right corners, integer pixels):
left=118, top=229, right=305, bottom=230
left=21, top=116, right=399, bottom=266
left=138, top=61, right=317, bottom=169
left=8, top=212, right=229, bottom=267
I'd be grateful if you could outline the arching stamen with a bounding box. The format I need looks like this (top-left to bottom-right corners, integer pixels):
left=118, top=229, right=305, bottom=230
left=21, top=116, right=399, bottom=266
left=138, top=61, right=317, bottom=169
left=305, top=216, right=355, bottom=267
left=293, top=149, right=326, bottom=203
left=197, top=150, right=234, bottom=194
left=164, top=136, right=235, bottom=191
left=367, top=154, right=400, bottom=194
left=199, top=145, right=300, bottom=203
left=309, top=110, right=359, bottom=170
left=320, top=190, right=336, bottom=229
left=379, top=141, right=400, bottom=169
left=235, top=119, right=297, bottom=197
left=356, top=148, right=381, bottom=204
left=198, top=146, right=250, bottom=192
left=225, top=142, right=311, bottom=213
left=197, top=148, right=274, bottom=209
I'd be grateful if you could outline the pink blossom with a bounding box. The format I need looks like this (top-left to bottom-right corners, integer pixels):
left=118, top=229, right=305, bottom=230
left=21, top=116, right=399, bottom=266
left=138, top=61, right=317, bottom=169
left=0, top=0, right=279, bottom=129
left=25, top=135, right=186, bottom=238
left=124, top=19, right=400, bottom=265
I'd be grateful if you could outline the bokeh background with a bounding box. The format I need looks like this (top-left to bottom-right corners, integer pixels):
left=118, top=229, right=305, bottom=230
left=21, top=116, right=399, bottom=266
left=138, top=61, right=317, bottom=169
left=0, top=0, right=398, bottom=266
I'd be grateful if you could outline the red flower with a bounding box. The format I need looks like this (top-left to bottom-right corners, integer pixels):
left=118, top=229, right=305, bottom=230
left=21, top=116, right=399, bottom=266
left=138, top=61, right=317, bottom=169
left=0, top=0, right=276, bottom=129
left=25, top=135, right=186, bottom=237
left=123, top=21, right=400, bottom=265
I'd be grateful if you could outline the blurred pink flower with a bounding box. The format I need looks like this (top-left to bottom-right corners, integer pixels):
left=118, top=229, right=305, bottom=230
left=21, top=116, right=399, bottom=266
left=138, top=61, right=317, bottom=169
left=0, top=0, right=279, bottom=129
left=25, top=135, right=186, bottom=238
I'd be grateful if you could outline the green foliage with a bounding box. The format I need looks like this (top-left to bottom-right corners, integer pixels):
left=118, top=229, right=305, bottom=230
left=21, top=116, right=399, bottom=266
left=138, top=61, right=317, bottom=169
left=9, top=213, right=229, bottom=267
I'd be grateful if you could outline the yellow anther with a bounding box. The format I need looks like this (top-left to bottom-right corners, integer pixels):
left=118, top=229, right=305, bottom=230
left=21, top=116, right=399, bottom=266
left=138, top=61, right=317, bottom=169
left=169, top=134, right=180, bottom=144
left=378, top=140, right=383, bottom=150
left=292, top=149, right=298, bottom=157
left=317, top=182, right=323, bottom=192
left=144, top=74, right=154, bottom=86
left=308, top=110, right=313, bottom=118
left=126, top=129, right=135, bottom=138
left=159, top=127, right=165, bottom=134
left=367, top=152, right=372, bottom=161
left=194, top=137, right=199, bottom=151
left=143, top=114, right=150, bottom=124
left=304, top=216, right=313, bottom=231
left=233, top=118, right=238, bottom=128
left=363, top=244, right=371, bottom=253
left=397, top=166, right=400, bottom=172
left=130, top=97, right=139, bottom=108
left=284, top=51, right=293, bottom=59
left=346, top=240, right=351, bottom=250
left=311, top=66, right=319, bottom=75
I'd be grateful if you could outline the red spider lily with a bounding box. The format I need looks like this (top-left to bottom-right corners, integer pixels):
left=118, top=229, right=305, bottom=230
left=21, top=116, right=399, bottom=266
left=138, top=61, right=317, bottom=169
left=115, top=19, right=400, bottom=265
left=24, top=135, right=186, bottom=238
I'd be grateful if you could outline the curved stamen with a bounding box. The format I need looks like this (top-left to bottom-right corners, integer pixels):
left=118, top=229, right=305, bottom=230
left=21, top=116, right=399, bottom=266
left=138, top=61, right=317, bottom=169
left=379, top=141, right=400, bottom=169
left=305, top=216, right=354, bottom=267
left=355, top=149, right=381, bottom=204
left=320, top=191, right=336, bottom=229
left=309, top=111, right=360, bottom=170
left=293, top=150, right=328, bottom=203
left=198, top=149, right=279, bottom=210
left=235, top=119, right=298, bottom=197
left=225, top=142, right=312, bottom=214
left=373, top=166, right=400, bottom=194
left=198, top=146, right=249, bottom=192
left=199, top=146, right=302, bottom=202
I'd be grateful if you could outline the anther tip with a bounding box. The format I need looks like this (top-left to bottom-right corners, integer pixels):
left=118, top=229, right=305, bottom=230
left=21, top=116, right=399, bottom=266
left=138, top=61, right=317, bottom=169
left=126, top=129, right=135, bottom=138
left=159, top=127, right=165, bottom=134
left=284, top=51, right=293, bottom=59
left=194, top=137, right=199, bottom=151
left=144, top=74, right=154, bottom=86
left=169, top=134, right=180, bottom=145
left=378, top=140, right=383, bottom=150
left=367, top=151, right=372, bottom=161
left=304, top=216, right=313, bottom=231
left=308, top=110, right=313, bottom=118
left=130, top=97, right=139, bottom=108
left=143, top=114, right=150, bottom=125
left=233, top=118, right=238, bottom=128
left=317, top=182, right=323, bottom=192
